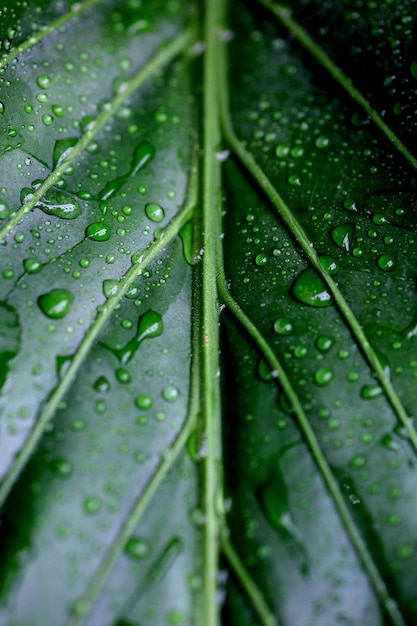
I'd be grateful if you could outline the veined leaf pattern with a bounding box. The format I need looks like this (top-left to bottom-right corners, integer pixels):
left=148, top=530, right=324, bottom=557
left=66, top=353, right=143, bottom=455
left=0, top=1, right=416, bottom=625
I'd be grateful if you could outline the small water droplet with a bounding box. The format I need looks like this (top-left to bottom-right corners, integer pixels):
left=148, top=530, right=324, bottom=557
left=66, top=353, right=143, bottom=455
left=314, top=367, right=334, bottom=386
left=38, top=289, right=74, bottom=319
left=135, top=394, right=153, bottom=409
left=83, top=496, right=101, bottom=515
left=315, top=335, right=335, bottom=352
left=255, top=253, right=268, bottom=266
left=273, top=318, right=293, bottom=335
left=125, top=536, right=150, bottom=559
left=162, top=385, right=179, bottom=402
left=93, top=376, right=111, bottom=393
left=50, top=457, right=73, bottom=478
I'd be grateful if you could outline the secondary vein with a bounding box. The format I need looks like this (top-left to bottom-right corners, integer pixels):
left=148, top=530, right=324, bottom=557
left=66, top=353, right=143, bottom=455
left=256, top=0, right=417, bottom=171
left=0, top=173, right=197, bottom=509
left=216, top=271, right=406, bottom=626
left=0, top=28, right=191, bottom=244
left=218, top=60, right=417, bottom=456
left=0, top=0, right=103, bottom=70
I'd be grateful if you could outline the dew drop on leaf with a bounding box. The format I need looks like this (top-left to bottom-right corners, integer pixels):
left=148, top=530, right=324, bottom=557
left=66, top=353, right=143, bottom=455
left=378, top=254, right=396, bottom=271
left=135, top=394, right=153, bottom=410
left=86, top=222, right=111, bottom=241
left=273, top=318, right=293, bottom=335
left=93, top=376, right=111, bottom=393
left=38, top=289, right=74, bottom=319
left=23, top=258, right=43, bottom=274
left=83, top=496, right=101, bottom=515
left=331, top=223, right=356, bottom=251
left=314, top=367, right=334, bottom=386
left=145, top=202, right=165, bottom=223
left=292, top=268, right=333, bottom=307
left=162, top=385, right=180, bottom=402
left=124, top=536, right=150, bottom=560
left=315, top=335, right=335, bottom=352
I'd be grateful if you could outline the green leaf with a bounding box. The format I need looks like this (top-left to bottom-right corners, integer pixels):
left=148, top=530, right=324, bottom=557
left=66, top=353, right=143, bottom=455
left=0, top=1, right=417, bottom=625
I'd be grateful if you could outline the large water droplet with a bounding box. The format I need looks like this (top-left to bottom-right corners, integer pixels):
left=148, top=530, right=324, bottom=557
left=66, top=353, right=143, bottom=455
left=86, top=222, right=111, bottom=241
left=331, top=223, right=356, bottom=251
left=53, top=138, right=78, bottom=171
left=22, top=185, right=82, bottom=220
left=99, top=141, right=155, bottom=201
left=145, top=202, right=165, bottom=223
left=101, top=310, right=163, bottom=364
left=38, top=289, right=74, bottom=319
left=292, top=269, right=333, bottom=307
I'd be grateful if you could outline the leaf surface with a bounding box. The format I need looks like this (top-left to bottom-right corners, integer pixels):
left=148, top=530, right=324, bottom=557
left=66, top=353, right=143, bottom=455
left=0, top=1, right=417, bottom=625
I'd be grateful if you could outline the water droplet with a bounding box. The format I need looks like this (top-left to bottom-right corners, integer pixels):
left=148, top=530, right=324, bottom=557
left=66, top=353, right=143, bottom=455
left=0, top=201, right=9, bottom=219
left=378, top=254, right=395, bottom=272
left=292, top=269, right=333, bottom=307
left=361, top=385, right=383, bottom=399
left=23, top=258, right=43, bottom=274
left=273, top=318, right=293, bottom=335
left=257, top=358, right=275, bottom=382
left=319, top=255, right=338, bottom=275
left=314, top=367, right=334, bottom=386
left=342, top=198, right=358, bottom=212
left=0, top=102, right=4, bottom=114
left=86, top=222, right=111, bottom=241
left=135, top=394, right=153, bottom=409
left=23, top=185, right=82, bottom=220
left=275, top=143, right=290, bottom=158
left=107, top=310, right=163, bottom=364
left=0, top=302, right=21, bottom=391
left=315, top=135, right=329, bottom=149
left=331, top=223, right=356, bottom=251
left=124, top=536, right=150, bottom=559
left=102, top=279, right=118, bottom=298
left=38, top=289, right=74, bottom=319
left=255, top=253, right=268, bottom=266
left=83, top=496, right=101, bottom=515
left=145, top=202, right=165, bottom=223
left=316, top=335, right=335, bottom=352
left=93, top=376, right=111, bottom=393
left=37, top=74, right=51, bottom=89
left=53, top=138, right=77, bottom=170
left=50, top=457, right=73, bottom=478
left=258, top=457, right=309, bottom=574
left=99, top=141, right=155, bottom=201
left=116, top=368, right=131, bottom=383
left=162, top=385, right=179, bottom=402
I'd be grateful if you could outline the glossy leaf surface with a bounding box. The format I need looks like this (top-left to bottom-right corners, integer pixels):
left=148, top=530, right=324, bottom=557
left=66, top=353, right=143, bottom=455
left=0, top=1, right=416, bottom=625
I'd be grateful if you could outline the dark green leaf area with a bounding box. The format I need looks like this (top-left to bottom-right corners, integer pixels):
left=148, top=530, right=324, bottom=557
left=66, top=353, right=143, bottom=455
left=286, top=0, right=417, bottom=143
left=0, top=240, right=192, bottom=625
left=221, top=320, right=381, bottom=625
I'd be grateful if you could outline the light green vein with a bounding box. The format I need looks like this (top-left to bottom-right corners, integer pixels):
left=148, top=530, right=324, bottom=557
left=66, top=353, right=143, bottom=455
left=218, top=60, right=417, bottom=456
left=65, top=283, right=201, bottom=626
left=221, top=530, right=278, bottom=626
left=256, top=0, right=417, bottom=171
left=216, top=271, right=406, bottom=626
left=201, top=0, right=225, bottom=624
left=0, top=164, right=198, bottom=508
left=0, top=28, right=191, bottom=244
left=0, top=0, right=103, bottom=70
